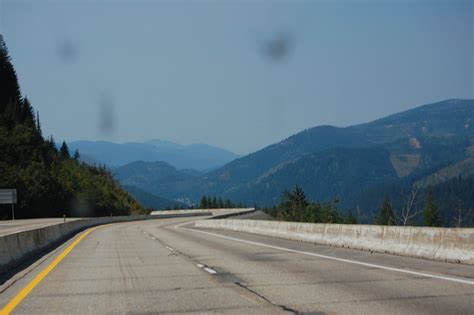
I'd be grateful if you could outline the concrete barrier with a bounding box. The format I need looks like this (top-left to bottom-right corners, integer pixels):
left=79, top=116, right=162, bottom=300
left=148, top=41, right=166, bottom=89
left=209, top=208, right=256, bottom=219
left=151, top=210, right=212, bottom=216
left=0, top=213, right=194, bottom=274
left=150, top=208, right=254, bottom=217
left=194, top=219, right=474, bottom=265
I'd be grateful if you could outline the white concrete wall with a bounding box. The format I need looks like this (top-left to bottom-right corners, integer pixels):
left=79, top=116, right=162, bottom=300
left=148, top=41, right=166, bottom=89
left=195, top=219, right=474, bottom=265
left=151, top=210, right=212, bottom=216
left=150, top=208, right=254, bottom=216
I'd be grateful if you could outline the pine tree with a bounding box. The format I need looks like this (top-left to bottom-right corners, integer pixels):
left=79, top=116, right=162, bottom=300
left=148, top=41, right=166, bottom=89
left=73, top=150, right=80, bottom=160
left=344, top=209, right=358, bottom=224
left=291, top=185, right=308, bottom=207
left=21, top=97, right=36, bottom=128
left=199, top=196, right=209, bottom=209
left=375, top=195, right=396, bottom=225
left=59, top=141, right=70, bottom=159
left=290, top=185, right=308, bottom=222
left=279, top=186, right=309, bottom=222
left=423, top=191, right=441, bottom=227
left=0, top=35, right=144, bottom=219
left=36, top=110, right=42, bottom=136
left=211, top=196, right=218, bottom=209
left=0, top=35, right=22, bottom=118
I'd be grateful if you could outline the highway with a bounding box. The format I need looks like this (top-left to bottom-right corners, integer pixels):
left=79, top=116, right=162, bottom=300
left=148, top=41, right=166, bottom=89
left=1, top=216, right=473, bottom=314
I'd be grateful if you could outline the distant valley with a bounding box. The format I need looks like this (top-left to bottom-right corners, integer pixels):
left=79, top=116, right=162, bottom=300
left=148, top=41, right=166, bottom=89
left=112, top=99, right=474, bottom=224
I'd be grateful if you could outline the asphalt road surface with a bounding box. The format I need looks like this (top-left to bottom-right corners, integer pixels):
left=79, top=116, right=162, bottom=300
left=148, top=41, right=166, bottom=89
left=1, top=216, right=473, bottom=314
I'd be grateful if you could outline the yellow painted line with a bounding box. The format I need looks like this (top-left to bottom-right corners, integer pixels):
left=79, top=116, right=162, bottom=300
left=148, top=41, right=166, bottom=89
left=0, top=226, right=99, bottom=315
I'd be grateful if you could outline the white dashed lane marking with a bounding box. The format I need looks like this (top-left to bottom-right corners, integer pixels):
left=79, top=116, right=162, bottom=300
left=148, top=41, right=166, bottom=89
left=175, top=223, right=474, bottom=286
left=204, top=267, right=217, bottom=274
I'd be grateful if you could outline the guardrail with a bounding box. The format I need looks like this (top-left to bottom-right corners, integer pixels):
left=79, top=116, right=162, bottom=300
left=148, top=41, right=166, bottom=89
left=195, top=219, right=474, bottom=265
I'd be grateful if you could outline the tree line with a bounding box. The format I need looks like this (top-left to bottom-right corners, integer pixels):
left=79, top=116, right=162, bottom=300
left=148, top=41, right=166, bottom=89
left=263, top=186, right=357, bottom=224
left=0, top=34, right=143, bottom=219
left=356, top=175, right=474, bottom=227
left=263, top=184, right=469, bottom=227
left=199, top=195, right=245, bottom=209
left=374, top=190, right=441, bottom=227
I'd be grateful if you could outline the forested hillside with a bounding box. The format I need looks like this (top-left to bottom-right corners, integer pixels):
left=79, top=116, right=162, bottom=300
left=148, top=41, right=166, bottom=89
left=228, top=135, right=471, bottom=205
left=115, top=160, right=205, bottom=201
left=0, top=35, right=143, bottom=219
left=114, top=99, right=474, bottom=226
left=122, top=185, right=187, bottom=210
left=203, top=99, right=473, bottom=196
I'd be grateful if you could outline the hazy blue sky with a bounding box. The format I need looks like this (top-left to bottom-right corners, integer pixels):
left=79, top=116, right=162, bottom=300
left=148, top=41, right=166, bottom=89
left=1, top=0, right=472, bottom=154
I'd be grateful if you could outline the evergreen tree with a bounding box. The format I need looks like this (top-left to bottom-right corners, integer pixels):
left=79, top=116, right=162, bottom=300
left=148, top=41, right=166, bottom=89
left=423, top=191, right=441, bottom=227
left=344, top=209, right=358, bottom=224
left=59, top=141, right=70, bottom=159
left=304, top=202, right=322, bottom=223
left=375, top=195, right=396, bottom=225
left=199, top=196, right=209, bottom=209
left=290, top=185, right=308, bottom=221
left=21, top=97, right=36, bottom=127
left=291, top=185, right=308, bottom=207
left=0, top=35, right=22, bottom=120
left=72, top=149, right=80, bottom=160
left=36, top=110, right=42, bottom=136
left=320, top=199, right=342, bottom=223
left=211, top=196, right=218, bottom=209
left=279, top=186, right=309, bottom=222
left=0, top=35, right=144, bottom=219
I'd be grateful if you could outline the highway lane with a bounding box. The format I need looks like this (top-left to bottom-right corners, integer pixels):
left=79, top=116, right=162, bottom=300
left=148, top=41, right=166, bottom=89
left=0, top=218, right=81, bottom=237
left=1, top=217, right=474, bottom=314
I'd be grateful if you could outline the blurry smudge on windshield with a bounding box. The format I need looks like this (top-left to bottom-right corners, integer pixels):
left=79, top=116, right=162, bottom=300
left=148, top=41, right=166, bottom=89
left=99, top=94, right=115, bottom=135
left=259, top=32, right=293, bottom=62
left=56, top=39, right=79, bottom=63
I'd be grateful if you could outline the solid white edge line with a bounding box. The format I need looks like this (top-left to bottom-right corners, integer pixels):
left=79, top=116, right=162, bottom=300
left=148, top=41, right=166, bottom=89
left=175, top=222, right=474, bottom=286
left=204, top=267, right=217, bottom=274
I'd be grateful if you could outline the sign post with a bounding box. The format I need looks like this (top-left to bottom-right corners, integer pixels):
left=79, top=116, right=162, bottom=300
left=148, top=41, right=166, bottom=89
left=0, top=189, right=17, bottom=220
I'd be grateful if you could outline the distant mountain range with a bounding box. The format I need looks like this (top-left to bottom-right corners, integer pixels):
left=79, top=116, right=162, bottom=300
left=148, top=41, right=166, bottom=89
left=114, top=99, right=474, bottom=221
left=115, top=161, right=202, bottom=199
left=67, top=139, right=240, bottom=171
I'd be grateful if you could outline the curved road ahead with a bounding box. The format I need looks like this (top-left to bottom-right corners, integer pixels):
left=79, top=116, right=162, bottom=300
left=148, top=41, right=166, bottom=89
left=1, top=217, right=473, bottom=314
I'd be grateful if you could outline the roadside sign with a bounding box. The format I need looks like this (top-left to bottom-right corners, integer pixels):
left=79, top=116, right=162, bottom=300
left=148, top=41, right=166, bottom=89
left=0, top=189, right=17, bottom=220
left=0, top=189, right=17, bottom=204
